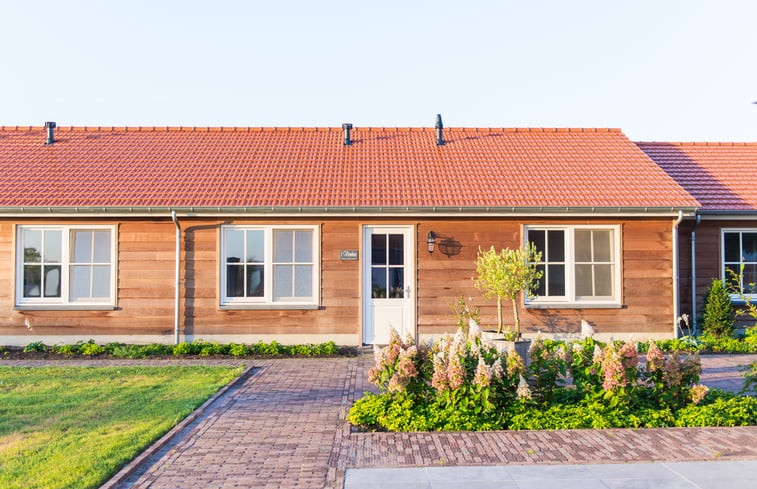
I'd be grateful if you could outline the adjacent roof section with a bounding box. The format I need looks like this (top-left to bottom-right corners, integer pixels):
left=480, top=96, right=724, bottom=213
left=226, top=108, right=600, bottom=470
left=0, top=126, right=697, bottom=210
left=638, top=142, right=757, bottom=212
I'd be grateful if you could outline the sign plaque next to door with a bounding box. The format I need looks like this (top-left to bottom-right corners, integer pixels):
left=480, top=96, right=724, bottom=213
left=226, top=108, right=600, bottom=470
left=340, top=250, right=359, bottom=261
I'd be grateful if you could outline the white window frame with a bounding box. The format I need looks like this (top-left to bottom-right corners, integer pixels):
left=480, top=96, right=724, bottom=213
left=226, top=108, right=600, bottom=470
left=15, top=224, right=117, bottom=309
left=721, top=228, right=757, bottom=301
left=219, top=225, right=320, bottom=308
left=524, top=224, right=621, bottom=308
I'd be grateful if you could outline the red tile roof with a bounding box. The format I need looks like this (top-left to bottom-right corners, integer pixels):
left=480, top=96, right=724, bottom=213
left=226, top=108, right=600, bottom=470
left=637, top=142, right=757, bottom=212
left=0, top=126, right=696, bottom=209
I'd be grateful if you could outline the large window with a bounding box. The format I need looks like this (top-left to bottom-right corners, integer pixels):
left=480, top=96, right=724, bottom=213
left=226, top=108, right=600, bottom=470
left=220, top=225, right=318, bottom=307
left=525, top=225, right=620, bottom=306
left=16, top=225, right=116, bottom=307
left=723, top=229, right=757, bottom=299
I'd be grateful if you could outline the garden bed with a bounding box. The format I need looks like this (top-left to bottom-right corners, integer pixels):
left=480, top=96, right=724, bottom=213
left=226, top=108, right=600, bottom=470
left=349, top=329, right=757, bottom=432
left=1, top=339, right=354, bottom=360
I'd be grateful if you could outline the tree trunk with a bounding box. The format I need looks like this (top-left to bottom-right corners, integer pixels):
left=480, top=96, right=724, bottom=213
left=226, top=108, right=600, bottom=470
left=512, top=297, right=520, bottom=338
left=497, top=296, right=503, bottom=334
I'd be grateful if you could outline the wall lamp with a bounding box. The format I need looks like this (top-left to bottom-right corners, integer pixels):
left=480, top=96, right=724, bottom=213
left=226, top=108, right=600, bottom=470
left=427, top=231, right=436, bottom=254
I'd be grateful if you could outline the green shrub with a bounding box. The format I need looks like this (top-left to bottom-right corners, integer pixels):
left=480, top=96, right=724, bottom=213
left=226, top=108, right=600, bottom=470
left=702, top=279, right=736, bottom=338
left=23, top=341, right=47, bottom=353
left=79, top=341, right=105, bottom=355
left=52, top=343, right=79, bottom=355
left=228, top=343, right=249, bottom=356
left=173, top=342, right=193, bottom=355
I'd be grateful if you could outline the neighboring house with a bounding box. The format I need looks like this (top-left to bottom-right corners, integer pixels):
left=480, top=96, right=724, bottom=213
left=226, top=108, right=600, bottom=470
left=638, top=142, right=757, bottom=331
left=0, top=123, right=697, bottom=346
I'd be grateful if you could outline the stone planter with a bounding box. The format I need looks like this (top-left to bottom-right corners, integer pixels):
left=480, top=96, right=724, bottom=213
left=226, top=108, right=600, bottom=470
left=491, top=338, right=532, bottom=367
left=482, top=330, right=507, bottom=342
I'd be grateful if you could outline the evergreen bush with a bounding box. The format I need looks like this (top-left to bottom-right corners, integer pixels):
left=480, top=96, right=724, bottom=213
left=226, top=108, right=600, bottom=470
left=702, top=279, right=736, bottom=338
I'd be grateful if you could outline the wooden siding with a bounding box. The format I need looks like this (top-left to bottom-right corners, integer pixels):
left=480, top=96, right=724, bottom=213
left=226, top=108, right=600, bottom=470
left=679, top=219, right=757, bottom=330
left=0, top=216, right=679, bottom=340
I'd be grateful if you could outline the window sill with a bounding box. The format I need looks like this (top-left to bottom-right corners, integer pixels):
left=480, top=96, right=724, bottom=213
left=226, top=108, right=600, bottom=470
left=219, top=304, right=320, bottom=311
left=14, top=305, right=117, bottom=311
left=525, top=303, right=623, bottom=310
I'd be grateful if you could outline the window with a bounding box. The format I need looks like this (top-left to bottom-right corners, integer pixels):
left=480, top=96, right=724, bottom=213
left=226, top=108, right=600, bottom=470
left=16, top=225, right=116, bottom=307
left=220, top=225, right=318, bottom=307
left=525, top=225, right=620, bottom=306
left=722, top=229, right=757, bottom=299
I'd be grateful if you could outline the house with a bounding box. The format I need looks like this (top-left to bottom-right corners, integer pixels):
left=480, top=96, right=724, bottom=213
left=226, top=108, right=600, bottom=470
left=0, top=122, right=698, bottom=346
left=638, top=142, right=757, bottom=331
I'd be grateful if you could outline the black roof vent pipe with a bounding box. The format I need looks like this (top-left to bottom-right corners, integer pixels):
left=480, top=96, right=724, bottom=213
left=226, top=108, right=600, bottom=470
left=435, top=114, right=444, bottom=146
left=44, top=121, right=56, bottom=145
left=342, top=123, right=353, bottom=146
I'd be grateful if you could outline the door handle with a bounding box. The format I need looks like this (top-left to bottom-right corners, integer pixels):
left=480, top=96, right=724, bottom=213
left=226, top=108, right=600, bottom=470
left=405, top=286, right=411, bottom=298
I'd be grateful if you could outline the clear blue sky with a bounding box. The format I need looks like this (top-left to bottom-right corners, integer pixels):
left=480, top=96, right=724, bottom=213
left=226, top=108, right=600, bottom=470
left=2, top=0, right=756, bottom=141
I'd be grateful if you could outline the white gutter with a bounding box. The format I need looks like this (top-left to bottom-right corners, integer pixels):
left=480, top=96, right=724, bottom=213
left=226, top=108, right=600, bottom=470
left=0, top=205, right=699, bottom=219
left=171, top=211, right=181, bottom=345
left=672, top=210, right=684, bottom=339
left=690, top=213, right=701, bottom=332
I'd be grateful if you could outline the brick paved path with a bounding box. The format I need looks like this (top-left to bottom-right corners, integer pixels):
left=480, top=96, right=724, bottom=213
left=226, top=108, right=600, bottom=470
left=3, top=353, right=755, bottom=488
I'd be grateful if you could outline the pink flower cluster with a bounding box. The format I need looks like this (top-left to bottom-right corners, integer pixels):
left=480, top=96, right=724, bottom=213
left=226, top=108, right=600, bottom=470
left=473, top=356, right=491, bottom=388
left=368, top=328, right=421, bottom=393
left=646, top=340, right=665, bottom=374
left=689, top=384, right=708, bottom=404
left=601, top=343, right=626, bottom=391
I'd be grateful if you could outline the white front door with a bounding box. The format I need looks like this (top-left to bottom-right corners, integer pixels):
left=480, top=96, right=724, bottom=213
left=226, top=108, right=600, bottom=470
left=362, top=226, right=415, bottom=344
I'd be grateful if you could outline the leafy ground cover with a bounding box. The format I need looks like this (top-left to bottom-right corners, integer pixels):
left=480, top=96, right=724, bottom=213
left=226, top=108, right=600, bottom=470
left=349, top=329, right=757, bottom=432
left=0, top=365, right=243, bottom=489
left=2, top=339, right=343, bottom=359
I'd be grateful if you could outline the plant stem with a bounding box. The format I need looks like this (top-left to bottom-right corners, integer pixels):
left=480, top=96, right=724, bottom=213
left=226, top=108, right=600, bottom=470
left=497, top=297, right=503, bottom=334
left=512, top=297, right=520, bottom=338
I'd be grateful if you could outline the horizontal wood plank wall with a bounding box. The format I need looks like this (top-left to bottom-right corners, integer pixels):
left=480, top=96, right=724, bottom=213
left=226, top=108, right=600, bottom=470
left=693, top=220, right=757, bottom=329
left=417, top=218, right=676, bottom=337
left=0, top=216, right=679, bottom=340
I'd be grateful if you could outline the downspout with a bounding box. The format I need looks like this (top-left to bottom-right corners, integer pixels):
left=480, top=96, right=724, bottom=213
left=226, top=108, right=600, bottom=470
left=690, top=213, right=701, bottom=333
left=171, top=211, right=181, bottom=345
left=672, top=211, right=684, bottom=338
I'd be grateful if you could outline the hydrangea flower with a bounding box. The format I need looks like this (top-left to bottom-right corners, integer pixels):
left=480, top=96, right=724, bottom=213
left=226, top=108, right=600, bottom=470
left=646, top=340, right=665, bottom=374
left=580, top=320, right=594, bottom=339
left=506, top=349, right=525, bottom=377
left=601, top=343, right=626, bottom=391
left=619, top=340, right=639, bottom=372
left=516, top=374, right=532, bottom=400
left=468, top=321, right=482, bottom=342
left=690, top=384, right=708, bottom=404
left=447, top=353, right=466, bottom=390
left=473, top=356, right=491, bottom=388
left=431, top=353, right=449, bottom=392
left=491, top=359, right=505, bottom=380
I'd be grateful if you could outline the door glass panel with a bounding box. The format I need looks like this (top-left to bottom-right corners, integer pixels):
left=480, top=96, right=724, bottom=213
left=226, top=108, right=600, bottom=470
left=23, top=265, right=41, bottom=297
left=528, top=230, right=545, bottom=257
left=388, top=234, right=404, bottom=265
left=72, top=231, right=93, bottom=263
left=44, top=230, right=62, bottom=263
left=371, top=267, right=387, bottom=298
left=389, top=268, right=404, bottom=298
left=70, top=265, right=90, bottom=300
left=93, top=231, right=111, bottom=263
left=246, top=264, right=264, bottom=297
left=294, top=265, right=312, bottom=297
left=547, top=230, right=565, bottom=261
left=294, top=230, right=313, bottom=263
left=724, top=232, right=741, bottom=262
left=534, top=264, right=546, bottom=296
left=593, top=231, right=612, bottom=262
left=226, top=230, right=244, bottom=263
left=743, top=233, right=757, bottom=262
left=594, top=264, right=613, bottom=296
left=274, top=264, right=293, bottom=300
left=274, top=230, right=294, bottom=262
left=371, top=234, right=386, bottom=265
left=92, top=265, right=111, bottom=298
left=246, top=230, right=264, bottom=263
left=547, top=264, right=565, bottom=296
left=574, top=230, right=591, bottom=262
left=226, top=264, right=244, bottom=297
left=23, top=229, right=42, bottom=263
left=575, top=264, right=593, bottom=296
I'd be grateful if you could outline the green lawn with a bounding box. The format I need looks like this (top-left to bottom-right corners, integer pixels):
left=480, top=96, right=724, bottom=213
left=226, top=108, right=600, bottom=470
left=0, top=365, right=244, bottom=489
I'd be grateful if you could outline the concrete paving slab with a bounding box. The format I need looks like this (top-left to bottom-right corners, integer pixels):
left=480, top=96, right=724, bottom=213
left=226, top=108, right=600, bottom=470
left=426, top=465, right=513, bottom=481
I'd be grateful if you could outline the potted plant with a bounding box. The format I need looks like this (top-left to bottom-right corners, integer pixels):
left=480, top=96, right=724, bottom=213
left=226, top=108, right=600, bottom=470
left=473, top=244, right=542, bottom=361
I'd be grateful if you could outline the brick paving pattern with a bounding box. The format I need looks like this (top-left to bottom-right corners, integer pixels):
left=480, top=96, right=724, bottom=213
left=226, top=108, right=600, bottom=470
left=2, top=352, right=755, bottom=488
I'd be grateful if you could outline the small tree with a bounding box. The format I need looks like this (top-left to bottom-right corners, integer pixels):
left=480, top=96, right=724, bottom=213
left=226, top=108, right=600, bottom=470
left=702, top=279, right=735, bottom=338
left=473, top=244, right=542, bottom=337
